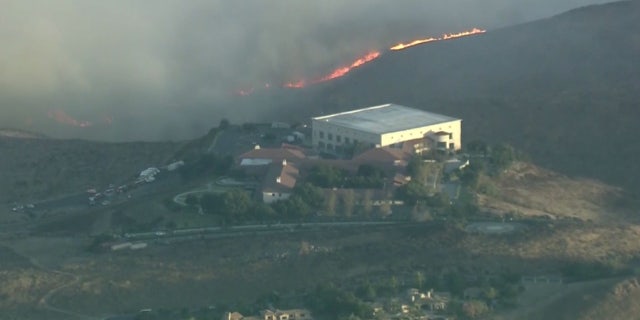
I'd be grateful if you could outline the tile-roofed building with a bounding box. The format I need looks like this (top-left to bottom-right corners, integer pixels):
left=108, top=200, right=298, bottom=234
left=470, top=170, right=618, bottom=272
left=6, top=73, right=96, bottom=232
left=261, top=160, right=299, bottom=203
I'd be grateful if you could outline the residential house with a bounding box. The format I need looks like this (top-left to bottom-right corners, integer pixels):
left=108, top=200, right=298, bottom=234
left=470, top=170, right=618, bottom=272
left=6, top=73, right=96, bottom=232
left=261, top=160, right=299, bottom=203
left=261, top=309, right=313, bottom=320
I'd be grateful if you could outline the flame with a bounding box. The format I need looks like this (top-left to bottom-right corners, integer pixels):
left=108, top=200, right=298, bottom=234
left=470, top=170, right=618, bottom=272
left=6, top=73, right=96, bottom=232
left=317, top=51, right=380, bottom=82
left=390, top=37, right=438, bottom=50
left=390, top=28, right=486, bottom=51
left=284, top=80, right=306, bottom=88
left=441, top=27, right=486, bottom=40
left=235, top=88, right=254, bottom=96
left=235, top=27, right=485, bottom=94
left=48, top=109, right=93, bottom=128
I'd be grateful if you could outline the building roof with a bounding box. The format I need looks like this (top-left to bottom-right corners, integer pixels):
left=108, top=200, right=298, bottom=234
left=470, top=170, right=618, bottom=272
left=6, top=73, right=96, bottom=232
left=239, top=147, right=305, bottom=164
left=313, top=103, right=459, bottom=134
left=262, top=162, right=299, bottom=194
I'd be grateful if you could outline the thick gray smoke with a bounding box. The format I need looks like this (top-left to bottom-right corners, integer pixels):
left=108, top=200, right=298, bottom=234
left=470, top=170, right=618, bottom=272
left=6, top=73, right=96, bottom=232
left=0, top=0, right=613, bottom=141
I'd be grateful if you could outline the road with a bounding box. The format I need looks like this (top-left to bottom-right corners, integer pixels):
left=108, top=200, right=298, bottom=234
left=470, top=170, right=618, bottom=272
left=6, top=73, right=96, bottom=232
left=121, top=220, right=405, bottom=242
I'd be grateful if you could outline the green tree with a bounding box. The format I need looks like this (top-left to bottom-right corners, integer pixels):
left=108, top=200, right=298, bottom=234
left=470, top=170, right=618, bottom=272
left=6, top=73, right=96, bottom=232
left=293, top=183, right=325, bottom=208
left=341, top=189, right=356, bottom=218
left=219, top=118, right=230, bottom=129
left=396, top=181, right=430, bottom=205
left=200, top=193, right=222, bottom=215
left=490, top=143, right=516, bottom=172
left=185, top=194, right=199, bottom=207
left=220, top=189, right=251, bottom=221
left=462, top=300, right=489, bottom=319
left=389, top=276, right=399, bottom=295
left=407, top=156, right=429, bottom=182
left=415, top=271, right=426, bottom=290
left=324, top=191, right=337, bottom=217
left=308, top=165, right=345, bottom=188
left=362, top=190, right=373, bottom=217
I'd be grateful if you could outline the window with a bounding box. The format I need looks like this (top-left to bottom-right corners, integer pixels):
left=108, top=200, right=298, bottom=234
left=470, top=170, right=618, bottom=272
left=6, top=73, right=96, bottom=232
left=319, top=131, right=324, bottom=139
left=336, top=135, right=341, bottom=143
left=328, top=133, right=333, bottom=141
left=449, top=133, right=453, bottom=139
left=345, top=137, right=350, bottom=144
left=449, top=142, right=455, bottom=149
left=318, top=141, right=325, bottom=148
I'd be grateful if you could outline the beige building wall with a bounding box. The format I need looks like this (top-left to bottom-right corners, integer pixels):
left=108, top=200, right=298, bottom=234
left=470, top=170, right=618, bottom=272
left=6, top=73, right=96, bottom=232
left=312, top=118, right=462, bottom=152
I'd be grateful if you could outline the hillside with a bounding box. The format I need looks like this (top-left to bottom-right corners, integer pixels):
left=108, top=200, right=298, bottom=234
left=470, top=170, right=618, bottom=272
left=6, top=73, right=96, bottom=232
left=0, top=136, right=183, bottom=204
left=476, top=161, right=636, bottom=223
left=266, top=0, right=640, bottom=193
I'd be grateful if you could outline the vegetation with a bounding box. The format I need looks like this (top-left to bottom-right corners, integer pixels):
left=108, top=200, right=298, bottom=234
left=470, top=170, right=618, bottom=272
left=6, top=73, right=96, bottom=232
left=305, top=283, right=374, bottom=319
left=307, top=164, right=386, bottom=189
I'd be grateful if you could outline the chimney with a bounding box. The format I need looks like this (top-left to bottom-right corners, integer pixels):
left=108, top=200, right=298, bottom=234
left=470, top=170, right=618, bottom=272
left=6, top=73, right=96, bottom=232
left=254, top=144, right=261, bottom=150
left=282, top=159, right=287, bottom=166
left=276, top=176, right=281, bottom=184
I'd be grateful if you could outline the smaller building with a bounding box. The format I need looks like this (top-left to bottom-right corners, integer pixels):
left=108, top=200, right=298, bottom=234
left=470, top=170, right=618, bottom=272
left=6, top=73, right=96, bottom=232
left=261, top=160, right=299, bottom=203
left=223, top=309, right=312, bottom=320
left=261, top=309, right=312, bottom=320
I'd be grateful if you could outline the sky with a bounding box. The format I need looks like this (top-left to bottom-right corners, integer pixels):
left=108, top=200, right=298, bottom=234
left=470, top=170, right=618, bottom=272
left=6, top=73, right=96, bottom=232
left=0, top=0, right=614, bottom=141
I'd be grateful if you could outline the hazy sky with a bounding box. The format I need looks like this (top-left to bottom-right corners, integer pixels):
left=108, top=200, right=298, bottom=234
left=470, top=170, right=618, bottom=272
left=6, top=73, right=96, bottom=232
left=0, top=0, right=613, bottom=141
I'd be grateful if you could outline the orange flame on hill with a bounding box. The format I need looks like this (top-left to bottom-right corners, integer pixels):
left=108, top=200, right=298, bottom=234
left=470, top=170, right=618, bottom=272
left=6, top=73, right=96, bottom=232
left=284, top=80, right=306, bottom=88
left=235, top=27, right=485, bottom=94
left=390, top=28, right=486, bottom=51
left=284, top=51, right=380, bottom=88
left=389, top=37, right=438, bottom=50
left=48, top=109, right=93, bottom=128
left=317, top=51, right=380, bottom=82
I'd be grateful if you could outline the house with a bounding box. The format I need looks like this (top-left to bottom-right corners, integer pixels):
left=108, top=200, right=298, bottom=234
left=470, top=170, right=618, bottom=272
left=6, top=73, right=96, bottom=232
left=261, top=309, right=313, bottom=320
left=239, top=145, right=306, bottom=168
left=222, top=311, right=245, bottom=320
left=261, top=160, right=299, bottom=203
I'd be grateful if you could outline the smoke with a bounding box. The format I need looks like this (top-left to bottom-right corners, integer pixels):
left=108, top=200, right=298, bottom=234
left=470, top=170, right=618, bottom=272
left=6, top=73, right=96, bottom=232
left=0, top=0, right=613, bottom=141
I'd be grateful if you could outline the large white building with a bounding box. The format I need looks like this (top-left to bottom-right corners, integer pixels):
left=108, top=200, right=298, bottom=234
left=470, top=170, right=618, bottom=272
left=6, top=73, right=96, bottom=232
left=312, top=103, right=462, bottom=153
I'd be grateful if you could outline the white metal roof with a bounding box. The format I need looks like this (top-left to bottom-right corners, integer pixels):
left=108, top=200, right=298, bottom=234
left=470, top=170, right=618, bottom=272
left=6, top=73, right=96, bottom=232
left=313, top=103, right=459, bottom=134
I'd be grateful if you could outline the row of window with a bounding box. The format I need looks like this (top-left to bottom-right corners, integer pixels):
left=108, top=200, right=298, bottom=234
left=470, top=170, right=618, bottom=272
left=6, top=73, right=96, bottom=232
left=317, top=130, right=357, bottom=145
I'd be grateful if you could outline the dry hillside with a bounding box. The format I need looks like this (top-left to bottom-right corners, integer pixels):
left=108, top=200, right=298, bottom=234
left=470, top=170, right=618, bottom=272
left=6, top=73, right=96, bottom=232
left=476, top=162, right=636, bottom=223
left=0, top=136, right=183, bottom=204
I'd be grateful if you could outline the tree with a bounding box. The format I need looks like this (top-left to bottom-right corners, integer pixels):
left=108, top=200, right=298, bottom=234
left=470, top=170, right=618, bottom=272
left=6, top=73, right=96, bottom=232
left=388, top=276, right=399, bottom=295
left=324, top=191, right=337, bottom=217
left=293, top=183, right=325, bottom=208
left=308, top=165, right=345, bottom=188
left=462, top=300, right=489, bottom=319
left=396, top=181, right=430, bottom=205
left=407, top=156, right=429, bottom=182
left=415, top=271, right=426, bottom=290
left=219, top=118, right=230, bottom=129
left=341, top=189, right=356, bottom=218
left=253, top=202, right=277, bottom=221
left=490, top=143, right=516, bottom=172
left=185, top=194, right=199, bottom=207
left=362, top=190, right=373, bottom=217
left=221, top=189, right=251, bottom=219
left=200, top=193, right=222, bottom=215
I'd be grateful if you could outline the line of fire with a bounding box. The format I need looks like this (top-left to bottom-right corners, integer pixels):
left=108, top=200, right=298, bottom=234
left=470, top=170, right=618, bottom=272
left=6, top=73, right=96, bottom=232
left=235, top=27, right=486, bottom=95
